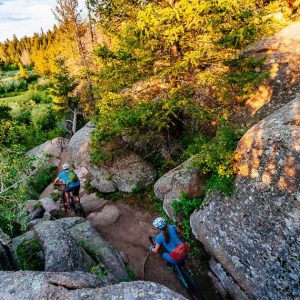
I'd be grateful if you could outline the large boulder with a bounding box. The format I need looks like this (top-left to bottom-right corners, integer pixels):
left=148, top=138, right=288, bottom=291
left=0, top=272, right=186, bottom=300
left=34, top=220, right=95, bottom=272
left=90, top=152, right=156, bottom=193
left=68, top=219, right=127, bottom=280
left=236, top=22, right=300, bottom=125
left=39, top=197, right=59, bottom=214
left=190, top=98, right=300, bottom=300
left=90, top=166, right=117, bottom=193
left=154, top=157, right=204, bottom=220
left=0, top=271, right=114, bottom=300
left=8, top=231, right=37, bottom=269
left=68, top=122, right=96, bottom=168
left=72, top=281, right=187, bottom=299
left=110, top=152, right=156, bottom=192
left=26, top=137, right=68, bottom=166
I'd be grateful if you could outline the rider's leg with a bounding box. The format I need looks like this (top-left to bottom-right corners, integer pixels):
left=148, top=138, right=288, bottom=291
left=64, top=191, right=70, bottom=205
left=162, top=252, right=184, bottom=270
left=73, top=185, right=80, bottom=202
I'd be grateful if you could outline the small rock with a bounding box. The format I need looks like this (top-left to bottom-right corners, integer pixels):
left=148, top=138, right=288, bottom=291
left=88, top=205, right=121, bottom=227
left=39, top=197, right=59, bottom=214
left=27, top=207, right=45, bottom=222
left=23, top=200, right=40, bottom=214
left=81, top=193, right=109, bottom=215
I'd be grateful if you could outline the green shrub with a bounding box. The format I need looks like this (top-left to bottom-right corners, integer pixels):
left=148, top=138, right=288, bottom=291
left=183, top=119, right=242, bottom=195
left=26, top=90, right=52, bottom=104
left=0, top=105, right=12, bottom=120
left=26, top=165, right=57, bottom=199
left=0, top=78, right=28, bottom=93
left=13, top=108, right=32, bottom=125
left=222, top=55, right=270, bottom=103
left=91, top=91, right=215, bottom=165
left=29, top=77, right=51, bottom=91
left=16, top=239, right=44, bottom=270
left=125, top=267, right=136, bottom=281
left=91, top=263, right=108, bottom=279
left=172, top=192, right=203, bottom=243
left=31, top=106, right=56, bottom=131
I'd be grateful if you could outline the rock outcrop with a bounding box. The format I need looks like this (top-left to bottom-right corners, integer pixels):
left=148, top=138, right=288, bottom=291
left=154, top=157, right=204, bottom=220
left=109, top=152, right=156, bottom=192
left=90, top=166, right=117, bottom=193
left=190, top=98, right=300, bottom=300
left=0, top=271, right=114, bottom=299
left=0, top=272, right=186, bottom=300
left=34, top=220, right=95, bottom=272
left=239, top=22, right=300, bottom=124
left=68, top=122, right=96, bottom=168
left=68, top=219, right=127, bottom=280
left=26, top=137, right=68, bottom=167
left=90, top=152, right=156, bottom=193
left=39, top=197, right=59, bottom=214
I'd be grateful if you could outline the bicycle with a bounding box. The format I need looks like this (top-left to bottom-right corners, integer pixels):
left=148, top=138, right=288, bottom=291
left=148, top=236, right=203, bottom=300
left=54, top=183, right=86, bottom=218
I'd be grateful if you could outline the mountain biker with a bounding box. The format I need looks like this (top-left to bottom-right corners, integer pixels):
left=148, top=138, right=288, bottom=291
left=53, top=162, right=80, bottom=206
left=149, top=217, right=190, bottom=270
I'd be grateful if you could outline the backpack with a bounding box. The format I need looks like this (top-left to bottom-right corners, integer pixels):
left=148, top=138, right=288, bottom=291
left=170, top=243, right=190, bottom=260
left=66, top=169, right=79, bottom=184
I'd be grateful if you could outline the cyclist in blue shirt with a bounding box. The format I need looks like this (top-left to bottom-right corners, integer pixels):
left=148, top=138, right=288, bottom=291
left=150, top=217, right=187, bottom=269
left=54, top=162, right=80, bottom=206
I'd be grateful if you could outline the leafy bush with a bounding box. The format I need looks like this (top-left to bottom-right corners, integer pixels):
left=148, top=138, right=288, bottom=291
left=222, top=55, right=270, bottom=103
left=0, top=105, right=12, bottom=120
left=91, top=263, right=108, bottom=279
left=16, top=239, right=44, bottom=270
left=0, top=78, right=28, bottom=93
left=0, top=146, right=55, bottom=236
left=182, top=119, right=242, bottom=195
left=29, top=77, right=52, bottom=91
left=31, top=106, right=56, bottom=131
left=172, top=192, right=203, bottom=243
left=26, top=165, right=57, bottom=200
left=13, top=108, right=32, bottom=125
left=91, top=91, right=215, bottom=164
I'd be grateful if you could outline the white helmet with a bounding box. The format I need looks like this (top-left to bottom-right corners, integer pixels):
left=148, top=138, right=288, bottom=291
left=153, top=217, right=167, bottom=230
left=63, top=162, right=70, bottom=170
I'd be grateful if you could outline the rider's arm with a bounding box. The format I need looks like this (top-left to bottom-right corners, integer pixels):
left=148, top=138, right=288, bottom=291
left=152, top=243, right=161, bottom=253
left=53, top=177, right=60, bottom=184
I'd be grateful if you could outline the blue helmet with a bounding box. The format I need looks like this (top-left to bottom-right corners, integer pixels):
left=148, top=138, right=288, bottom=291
left=153, top=217, right=167, bottom=230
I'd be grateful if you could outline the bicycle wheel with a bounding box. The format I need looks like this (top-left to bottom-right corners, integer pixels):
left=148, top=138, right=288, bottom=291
left=74, top=202, right=86, bottom=218
left=177, top=267, right=203, bottom=300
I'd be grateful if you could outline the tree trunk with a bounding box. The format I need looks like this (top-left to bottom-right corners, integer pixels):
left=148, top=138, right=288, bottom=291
left=72, top=107, right=78, bottom=135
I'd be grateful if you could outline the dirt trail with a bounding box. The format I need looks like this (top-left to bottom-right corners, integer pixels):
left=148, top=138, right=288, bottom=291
left=95, top=200, right=221, bottom=300
left=56, top=152, right=221, bottom=299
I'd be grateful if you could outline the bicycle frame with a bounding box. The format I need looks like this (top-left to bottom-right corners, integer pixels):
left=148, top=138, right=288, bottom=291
left=174, top=264, right=189, bottom=289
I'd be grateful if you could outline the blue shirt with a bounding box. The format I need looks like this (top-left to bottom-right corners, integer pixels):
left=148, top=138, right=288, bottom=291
left=155, top=225, right=182, bottom=253
left=58, top=171, right=80, bottom=188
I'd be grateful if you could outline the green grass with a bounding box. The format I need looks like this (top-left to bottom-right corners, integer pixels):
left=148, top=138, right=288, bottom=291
left=0, top=90, right=52, bottom=111
left=0, top=90, right=30, bottom=110
left=0, top=70, right=19, bottom=80
left=16, top=239, right=44, bottom=270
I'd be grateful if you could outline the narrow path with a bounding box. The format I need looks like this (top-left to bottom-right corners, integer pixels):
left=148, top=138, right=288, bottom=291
left=94, top=200, right=222, bottom=300
left=53, top=152, right=221, bottom=299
